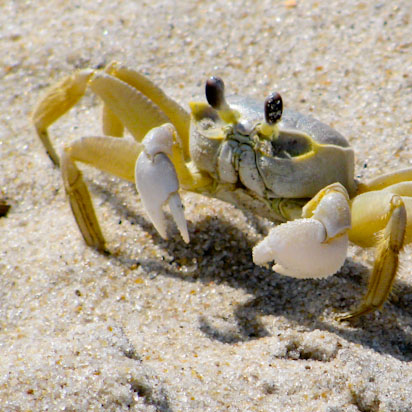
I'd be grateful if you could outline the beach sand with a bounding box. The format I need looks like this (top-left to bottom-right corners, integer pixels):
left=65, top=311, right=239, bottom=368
left=1, top=1, right=412, bottom=410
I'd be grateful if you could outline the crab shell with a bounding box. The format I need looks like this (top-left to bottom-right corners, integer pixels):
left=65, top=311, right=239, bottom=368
left=189, top=95, right=356, bottom=222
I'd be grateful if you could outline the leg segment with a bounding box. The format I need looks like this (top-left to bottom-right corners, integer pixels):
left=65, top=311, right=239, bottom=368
left=61, top=149, right=106, bottom=250
left=357, top=167, right=412, bottom=193
left=61, top=136, right=141, bottom=250
left=88, top=72, right=171, bottom=142
left=33, top=69, right=94, bottom=166
left=349, top=184, right=412, bottom=247
left=339, top=195, right=407, bottom=320
left=102, top=104, right=124, bottom=137
left=105, top=63, right=191, bottom=158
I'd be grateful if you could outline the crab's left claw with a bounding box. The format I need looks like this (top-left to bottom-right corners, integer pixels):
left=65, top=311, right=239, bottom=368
left=253, top=183, right=351, bottom=278
left=135, top=124, right=189, bottom=243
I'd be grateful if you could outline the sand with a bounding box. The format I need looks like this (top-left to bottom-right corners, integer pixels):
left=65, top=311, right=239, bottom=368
left=1, top=1, right=412, bottom=410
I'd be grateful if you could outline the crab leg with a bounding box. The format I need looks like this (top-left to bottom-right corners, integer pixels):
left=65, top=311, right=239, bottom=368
left=357, top=167, right=412, bottom=193
left=33, top=69, right=94, bottom=166
left=34, top=64, right=213, bottom=249
left=104, top=63, right=191, bottom=158
left=87, top=71, right=209, bottom=190
left=61, top=136, right=141, bottom=250
left=33, top=62, right=192, bottom=165
left=62, top=122, right=204, bottom=249
left=253, top=183, right=351, bottom=279
left=337, top=178, right=412, bottom=319
left=61, top=123, right=205, bottom=249
left=339, top=194, right=407, bottom=320
left=349, top=184, right=412, bottom=247
left=88, top=72, right=172, bottom=142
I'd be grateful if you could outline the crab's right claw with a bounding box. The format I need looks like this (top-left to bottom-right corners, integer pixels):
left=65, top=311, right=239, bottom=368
left=253, top=183, right=351, bottom=278
left=135, top=124, right=189, bottom=243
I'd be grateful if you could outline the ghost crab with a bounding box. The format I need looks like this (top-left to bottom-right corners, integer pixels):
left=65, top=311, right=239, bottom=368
left=33, top=62, right=412, bottom=320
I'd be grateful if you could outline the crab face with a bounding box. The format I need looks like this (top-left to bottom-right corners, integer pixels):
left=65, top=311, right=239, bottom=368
left=33, top=64, right=412, bottom=320
left=189, top=91, right=357, bottom=221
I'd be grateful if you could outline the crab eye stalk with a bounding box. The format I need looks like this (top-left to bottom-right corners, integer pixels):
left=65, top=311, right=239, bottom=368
left=205, top=76, right=239, bottom=124
left=264, top=92, right=283, bottom=125
left=259, top=92, right=283, bottom=139
left=206, top=76, right=226, bottom=110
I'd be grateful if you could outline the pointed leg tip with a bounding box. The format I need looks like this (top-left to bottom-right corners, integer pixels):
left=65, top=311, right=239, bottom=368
left=335, top=304, right=379, bottom=322
left=335, top=313, right=353, bottom=322
left=99, top=247, right=111, bottom=256
left=89, top=239, right=108, bottom=254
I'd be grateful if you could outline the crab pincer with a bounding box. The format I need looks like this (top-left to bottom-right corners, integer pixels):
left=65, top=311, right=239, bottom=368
left=135, top=124, right=189, bottom=243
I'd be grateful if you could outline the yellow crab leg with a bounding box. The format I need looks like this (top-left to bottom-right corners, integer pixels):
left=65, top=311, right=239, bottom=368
left=33, top=69, right=94, bottom=166
left=349, top=184, right=412, bottom=247
left=68, top=136, right=141, bottom=182
left=339, top=195, right=407, bottom=320
left=59, top=126, right=211, bottom=251
left=88, top=72, right=170, bottom=141
left=60, top=136, right=141, bottom=250
left=357, top=167, right=412, bottom=193
left=102, top=104, right=125, bottom=137
left=88, top=71, right=209, bottom=190
left=105, top=62, right=191, bottom=158
left=33, top=63, right=209, bottom=188
left=33, top=63, right=192, bottom=162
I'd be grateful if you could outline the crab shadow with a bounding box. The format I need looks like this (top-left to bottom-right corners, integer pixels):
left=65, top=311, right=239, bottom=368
left=92, top=179, right=412, bottom=362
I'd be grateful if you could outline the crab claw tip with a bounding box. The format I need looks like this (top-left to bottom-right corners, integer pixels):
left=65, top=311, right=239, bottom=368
left=168, top=192, right=190, bottom=243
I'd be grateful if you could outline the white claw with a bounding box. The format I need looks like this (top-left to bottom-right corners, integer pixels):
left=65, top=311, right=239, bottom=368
left=253, top=219, right=348, bottom=278
left=168, top=192, right=190, bottom=243
left=135, top=125, right=189, bottom=243
left=253, top=184, right=350, bottom=279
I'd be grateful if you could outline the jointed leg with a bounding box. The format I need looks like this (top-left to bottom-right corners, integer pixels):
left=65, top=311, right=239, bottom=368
left=339, top=194, right=407, bottom=320
left=357, top=168, right=412, bottom=194
left=33, top=62, right=192, bottom=166
left=104, top=62, right=191, bottom=158
left=340, top=173, right=412, bottom=320
left=61, top=125, right=210, bottom=250
left=33, top=63, right=211, bottom=248
left=61, top=136, right=141, bottom=250
left=33, top=70, right=94, bottom=166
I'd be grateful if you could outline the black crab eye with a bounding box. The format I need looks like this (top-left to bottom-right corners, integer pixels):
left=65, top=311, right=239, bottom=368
left=205, top=76, right=226, bottom=110
left=264, top=92, right=283, bottom=125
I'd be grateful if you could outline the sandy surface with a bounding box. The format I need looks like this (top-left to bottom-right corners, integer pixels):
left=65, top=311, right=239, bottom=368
left=1, top=1, right=412, bottom=411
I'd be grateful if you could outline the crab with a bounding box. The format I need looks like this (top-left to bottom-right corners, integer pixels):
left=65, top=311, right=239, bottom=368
left=33, top=62, right=412, bottom=320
